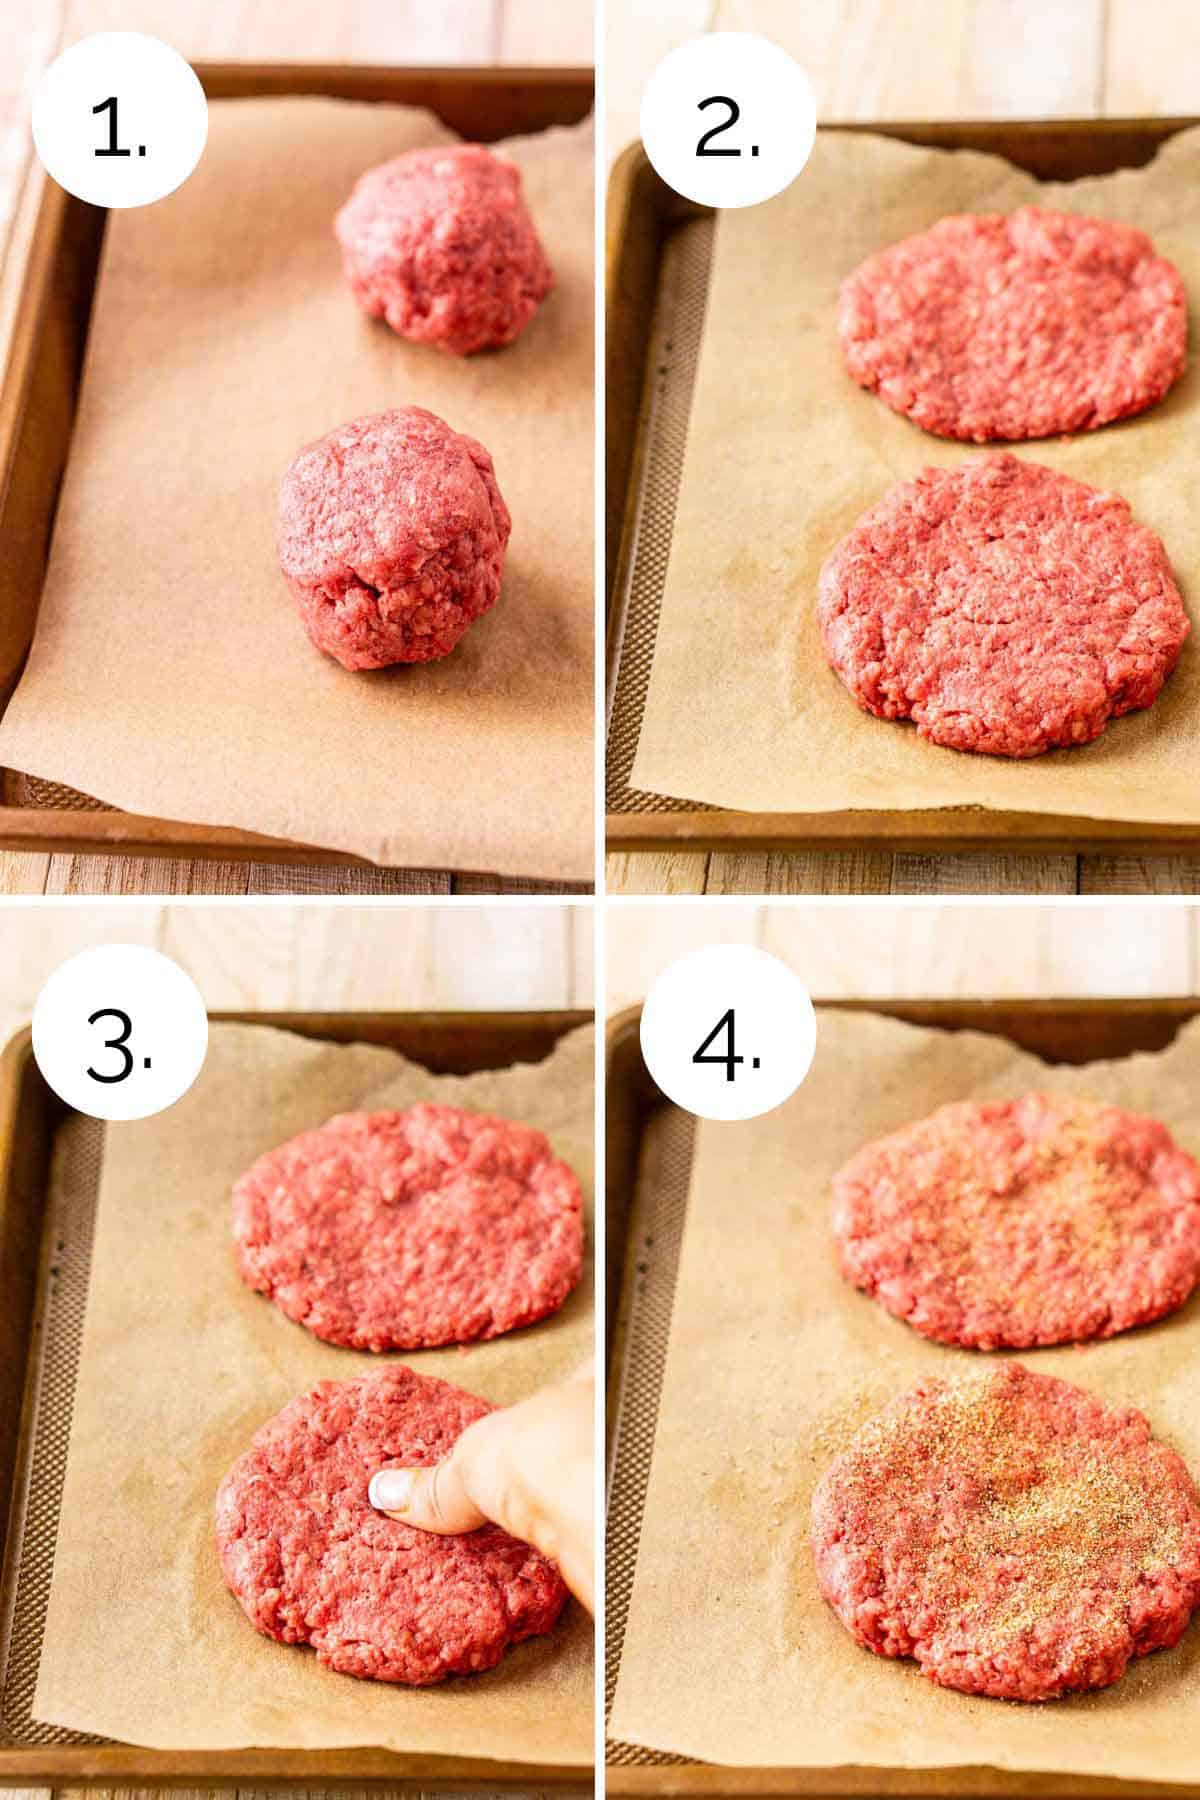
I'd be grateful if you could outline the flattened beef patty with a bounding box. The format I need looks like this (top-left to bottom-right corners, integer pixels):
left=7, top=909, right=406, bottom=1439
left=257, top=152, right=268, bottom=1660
left=216, top=1367, right=568, bottom=1684
left=838, top=206, right=1186, bottom=441
left=234, top=1101, right=583, bottom=1351
left=817, top=455, right=1188, bottom=757
left=812, top=1365, right=1200, bottom=1701
left=833, top=1091, right=1200, bottom=1348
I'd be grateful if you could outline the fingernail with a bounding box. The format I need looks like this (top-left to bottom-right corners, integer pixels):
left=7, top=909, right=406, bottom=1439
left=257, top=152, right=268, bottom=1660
left=369, top=1469, right=413, bottom=1513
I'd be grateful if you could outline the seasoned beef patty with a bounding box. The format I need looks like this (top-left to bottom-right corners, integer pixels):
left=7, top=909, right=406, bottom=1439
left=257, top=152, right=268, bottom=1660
left=335, top=143, right=553, bottom=355
left=817, top=454, right=1188, bottom=757
left=838, top=206, right=1186, bottom=441
left=811, top=1364, right=1200, bottom=1701
left=234, top=1102, right=583, bottom=1351
left=216, top=1366, right=568, bottom=1684
left=832, top=1091, right=1200, bottom=1348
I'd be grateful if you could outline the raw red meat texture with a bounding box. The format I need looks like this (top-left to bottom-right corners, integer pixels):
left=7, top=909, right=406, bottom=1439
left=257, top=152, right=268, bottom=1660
left=335, top=143, right=553, bottom=355
left=233, top=1101, right=583, bottom=1351
left=812, top=1364, right=1200, bottom=1701
left=817, top=454, right=1188, bottom=757
left=277, top=405, right=511, bottom=670
left=216, top=1366, right=569, bottom=1685
left=839, top=206, right=1186, bottom=441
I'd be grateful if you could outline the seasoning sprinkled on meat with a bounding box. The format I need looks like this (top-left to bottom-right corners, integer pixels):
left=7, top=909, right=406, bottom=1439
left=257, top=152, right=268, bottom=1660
left=832, top=1091, right=1200, bottom=1348
left=811, top=1364, right=1200, bottom=1701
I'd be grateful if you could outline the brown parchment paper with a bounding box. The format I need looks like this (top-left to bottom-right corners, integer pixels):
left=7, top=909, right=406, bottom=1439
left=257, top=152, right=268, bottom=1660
left=610, top=1007, right=1200, bottom=1780
left=33, top=1019, right=593, bottom=1761
left=631, top=126, right=1200, bottom=824
left=0, top=98, right=593, bottom=881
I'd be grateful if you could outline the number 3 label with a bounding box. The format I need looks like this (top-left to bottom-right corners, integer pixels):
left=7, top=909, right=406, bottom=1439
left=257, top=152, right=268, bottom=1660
left=640, top=32, right=816, bottom=209
left=32, top=945, right=208, bottom=1121
left=87, top=1006, right=137, bottom=1083
left=640, top=944, right=816, bottom=1122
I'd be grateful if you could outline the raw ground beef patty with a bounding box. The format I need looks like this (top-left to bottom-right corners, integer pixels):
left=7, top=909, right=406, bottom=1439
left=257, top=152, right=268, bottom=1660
left=817, top=454, right=1188, bottom=757
left=234, top=1102, right=583, bottom=1351
left=838, top=205, right=1186, bottom=441
left=811, top=1364, right=1200, bottom=1701
left=277, top=406, right=511, bottom=670
left=832, top=1091, right=1200, bottom=1349
left=216, top=1365, right=568, bottom=1684
left=335, top=143, right=553, bottom=355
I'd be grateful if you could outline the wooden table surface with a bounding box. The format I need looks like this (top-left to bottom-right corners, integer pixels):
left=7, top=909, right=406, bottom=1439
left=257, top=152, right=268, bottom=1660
left=0, top=0, right=594, bottom=899
left=0, top=895, right=595, bottom=1017
left=605, top=0, right=1200, bottom=898
left=606, top=898, right=1200, bottom=1012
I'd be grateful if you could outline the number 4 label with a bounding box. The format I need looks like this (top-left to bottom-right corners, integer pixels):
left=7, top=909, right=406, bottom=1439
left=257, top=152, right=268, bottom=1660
left=693, top=1007, right=761, bottom=1081
left=641, top=944, right=816, bottom=1122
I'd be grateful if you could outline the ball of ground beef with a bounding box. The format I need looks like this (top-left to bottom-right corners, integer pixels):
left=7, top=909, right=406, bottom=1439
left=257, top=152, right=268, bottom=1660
left=334, top=143, right=554, bottom=355
left=277, top=405, right=511, bottom=670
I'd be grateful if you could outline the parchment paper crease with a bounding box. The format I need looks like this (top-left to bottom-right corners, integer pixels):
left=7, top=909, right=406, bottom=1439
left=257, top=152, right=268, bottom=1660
left=34, top=1020, right=593, bottom=1761
left=0, top=98, right=593, bottom=880
left=610, top=1007, right=1200, bottom=1780
left=631, top=126, right=1200, bottom=824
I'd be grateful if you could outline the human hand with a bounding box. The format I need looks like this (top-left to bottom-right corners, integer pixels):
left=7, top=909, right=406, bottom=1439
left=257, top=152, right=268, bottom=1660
left=368, top=1364, right=594, bottom=1612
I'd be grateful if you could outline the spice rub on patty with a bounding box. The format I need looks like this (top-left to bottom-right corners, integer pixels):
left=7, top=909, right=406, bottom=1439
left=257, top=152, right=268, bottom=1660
left=811, top=1365, right=1200, bottom=1701
left=832, top=1091, right=1200, bottom=1349
left=838, top=205, right=1186, bottom=442
left=816, top=455, right=1189, bottom=759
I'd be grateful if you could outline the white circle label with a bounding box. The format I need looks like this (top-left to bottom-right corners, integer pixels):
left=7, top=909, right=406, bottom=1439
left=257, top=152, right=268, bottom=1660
left=32, top=32, right=208, bottom=209
left=32, top=945, right=209, bottom=1122
left=639, top=31, right=816, bottom=209
left=640, top=943, right=816, bottom=1122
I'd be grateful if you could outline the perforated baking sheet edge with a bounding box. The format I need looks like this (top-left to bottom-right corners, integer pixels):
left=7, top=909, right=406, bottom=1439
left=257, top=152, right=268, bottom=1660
left=0, top=1112, right=104, bottom=1746
left=606, top=216, right=716, bottom=818
left=606, top=1099, right=697, bottom=1766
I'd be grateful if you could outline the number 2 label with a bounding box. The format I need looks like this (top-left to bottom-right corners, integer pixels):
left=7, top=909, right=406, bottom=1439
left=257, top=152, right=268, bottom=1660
left=641, top=32, right=815, bottom=210
left=696, top=95, right=746, bottom=157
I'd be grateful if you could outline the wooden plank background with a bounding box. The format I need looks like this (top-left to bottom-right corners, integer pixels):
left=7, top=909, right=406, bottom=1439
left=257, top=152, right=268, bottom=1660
left=0, top=896, right=595, bottom=1017
left=605, top=0, right=1200, bottom=897
left=0, top=0, right=594, bottom=898
left=605, top=898, right=1200, bottom=1013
